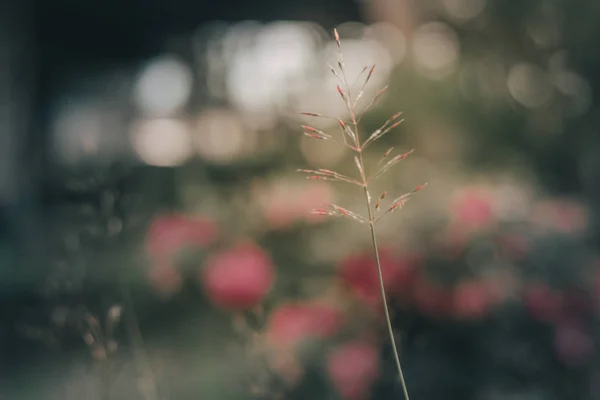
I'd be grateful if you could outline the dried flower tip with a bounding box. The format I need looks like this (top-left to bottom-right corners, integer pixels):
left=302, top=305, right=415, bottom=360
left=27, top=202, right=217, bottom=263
left=414, top=183, right=428, bottom=192
left=389, top=120, right=403, bottom=130
left=354, top=66, right=369, bottom=84
left=400, top=149, right=414, bottom=159
left=300, top=112, right=323, bottom=117
left=367, top=65, right=376, bottom=80
left=375, top=85, right=389, bottom=99
left=298, top=168, right=362, bottom=186
left=334, top=28, right=340, bottom=43
left=313, top=203, right=368, bottom=223
left=362, top=116, right=405, bottom=150
left=311, top=209, right=334, bottom=216
left=329, top=65, right=341, bottom=81
left=359, top=85, right=391, bottom=119
left=304, top=132, right=332, bottom=140
left=304, top=132, right=321, bottom=140
left=333, top=205, right=349, bottom=216
left=382, top=147, right=394, bottom=159
left=375, top=191, right=387, bottom=210
left=371, top=149, right=415, bottom=181
left=373, top=119, right=403, bottom=144
left=302, top=126, right=332, bottom=140
left=336, top=85, right=345, bottom=99
left=329, top=204, right=368, bottom=223
left=338, top=119, right=357, bottom=143
left=385, top=183, right=427, bottom=214
left=389, top=198, right=411, bottom=212
left=352, top=65, right=377, bottom=109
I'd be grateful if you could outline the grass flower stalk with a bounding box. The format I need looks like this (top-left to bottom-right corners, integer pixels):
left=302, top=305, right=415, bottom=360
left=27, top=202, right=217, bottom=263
left=299, top=29, right=427, bottom=400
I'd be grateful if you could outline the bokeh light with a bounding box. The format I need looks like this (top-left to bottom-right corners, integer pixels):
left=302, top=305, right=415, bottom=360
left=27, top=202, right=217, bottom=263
left=526, top=3, right=562, bottom=49
left=507, top=63, right=554, bottom=108
left=412, top=22, right=460, bottom=79
left=441, top=0, right=487, bottom=22
left=133, top=55, right=193, bottom=116
left=193, top=108, right=253, bottom=164
left=224, top=22, right=320, bottom=129
left=553, top=71, right=593, bottom=116
left=363, top=22, right=407, bottom=65
left=129, top=118, right=193, bottom=166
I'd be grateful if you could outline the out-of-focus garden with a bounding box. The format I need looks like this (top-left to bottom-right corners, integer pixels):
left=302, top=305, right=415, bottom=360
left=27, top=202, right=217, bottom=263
left=4, top=0, right=600, bottom=399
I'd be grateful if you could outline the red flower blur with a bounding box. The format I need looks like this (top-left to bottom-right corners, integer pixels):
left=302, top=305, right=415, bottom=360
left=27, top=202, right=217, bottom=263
left=264, top=301, right=344, bottom=386
left=201, top=242, right=274, bottom=310
left=452, top=279, right=494, bottom=319
left=339, top=249, right=419, bottom=306
left=451, top=187, right=495, bottom=231
left=255, top=179, right=334, bottom=230
left=412, top=276, right=453, bottom=317
left=554, top=320, right=595, bottom=367
left=495, top=233, right=529, bottom=262
left=265, top=302, right=344, bottom=351
left=146, top=214, right=219, bottom=260
left=148, top=261, right=183, bottom=297
left=524, top=283, right=564, bottom=322
left=326, top=341, right=380, bottom=400
left=530, top=199, right=589, bottom=235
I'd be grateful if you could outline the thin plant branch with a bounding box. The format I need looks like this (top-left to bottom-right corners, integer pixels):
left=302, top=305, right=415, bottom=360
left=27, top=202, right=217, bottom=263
left=297, top=28, right=428, bottom=400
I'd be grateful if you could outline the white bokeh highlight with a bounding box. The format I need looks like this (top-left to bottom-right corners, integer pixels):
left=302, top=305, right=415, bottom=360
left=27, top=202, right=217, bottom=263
left=507, top=63, right=554, bottom=108
left=412, top=22, right=460, bottom=80
left=130, top=119, right=193, bottom=167
left=134, top=56, right=193, bottom=116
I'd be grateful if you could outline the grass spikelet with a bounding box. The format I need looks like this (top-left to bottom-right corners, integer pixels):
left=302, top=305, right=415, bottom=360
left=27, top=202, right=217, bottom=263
left=297, top=30, right=429, bottom=400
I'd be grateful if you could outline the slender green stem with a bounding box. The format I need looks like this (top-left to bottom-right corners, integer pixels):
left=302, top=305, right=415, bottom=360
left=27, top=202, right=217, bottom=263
left=358, top=151, right=410, bottom=400
left=332, top=34, right=410, bottom=397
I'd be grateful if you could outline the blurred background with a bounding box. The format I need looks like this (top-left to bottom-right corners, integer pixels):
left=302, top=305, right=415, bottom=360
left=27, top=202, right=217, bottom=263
left=3, top=0, right=600, bottom=398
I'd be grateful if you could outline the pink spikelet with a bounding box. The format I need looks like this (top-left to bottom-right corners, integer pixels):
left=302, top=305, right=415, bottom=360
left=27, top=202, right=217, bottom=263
left=296, top=31, right=427, bottom=400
